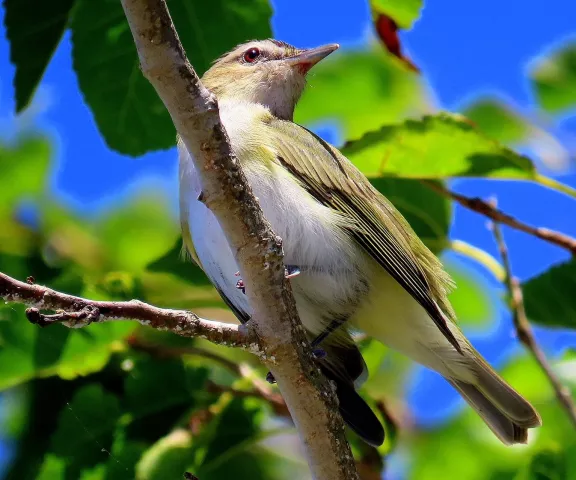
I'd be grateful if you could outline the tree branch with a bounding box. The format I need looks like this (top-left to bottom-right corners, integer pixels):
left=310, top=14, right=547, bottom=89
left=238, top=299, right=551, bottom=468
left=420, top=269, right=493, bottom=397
left=0, top=272, right=256, bottom=348
left=490, top=220, right=576, bottom=429
left=424, top=181, right=576, bottom=256
left=119, top=0, right=358, bottom=478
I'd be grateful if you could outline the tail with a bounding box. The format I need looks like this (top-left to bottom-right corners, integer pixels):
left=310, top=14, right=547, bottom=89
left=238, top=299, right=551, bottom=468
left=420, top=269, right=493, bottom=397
left=328, top=372, right=385, bottom=447
left=448, top=357, right=542, bottom=445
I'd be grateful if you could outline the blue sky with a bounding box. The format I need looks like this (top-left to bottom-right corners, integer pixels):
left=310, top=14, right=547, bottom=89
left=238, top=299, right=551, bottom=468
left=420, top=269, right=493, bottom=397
left=0, top=0, right=575, bottom=475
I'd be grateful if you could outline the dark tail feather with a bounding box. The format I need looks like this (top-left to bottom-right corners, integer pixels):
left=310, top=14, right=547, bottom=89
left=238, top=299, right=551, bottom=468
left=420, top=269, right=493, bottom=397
left=328, top=373, right=385, bottom=447
left=449, top=379, right=536, bottom=445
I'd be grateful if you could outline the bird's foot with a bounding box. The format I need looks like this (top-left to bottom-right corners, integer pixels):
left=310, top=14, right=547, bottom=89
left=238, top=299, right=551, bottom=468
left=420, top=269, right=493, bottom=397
left=235, top=265, right=301, bottom=295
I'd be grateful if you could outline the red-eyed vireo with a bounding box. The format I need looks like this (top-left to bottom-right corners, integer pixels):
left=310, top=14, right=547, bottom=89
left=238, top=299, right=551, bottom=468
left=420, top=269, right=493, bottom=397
left=179, top=39, right=541, bottom=446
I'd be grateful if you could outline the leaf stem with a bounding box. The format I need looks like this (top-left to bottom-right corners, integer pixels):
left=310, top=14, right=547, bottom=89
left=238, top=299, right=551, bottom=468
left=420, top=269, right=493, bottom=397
left=535, top=173, right=576, bottom=199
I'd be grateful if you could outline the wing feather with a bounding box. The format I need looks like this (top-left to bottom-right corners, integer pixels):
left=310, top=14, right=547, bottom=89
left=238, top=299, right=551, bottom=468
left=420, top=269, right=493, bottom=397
left=265, top=118, right=462, bottom=353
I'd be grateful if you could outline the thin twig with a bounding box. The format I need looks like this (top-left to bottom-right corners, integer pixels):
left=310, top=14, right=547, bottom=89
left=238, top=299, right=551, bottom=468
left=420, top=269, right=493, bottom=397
left=0, top=272, right=256, bottom=349
left=490, top=220, right=576, bottom=428
left=424, top=181, right=576, bottom=256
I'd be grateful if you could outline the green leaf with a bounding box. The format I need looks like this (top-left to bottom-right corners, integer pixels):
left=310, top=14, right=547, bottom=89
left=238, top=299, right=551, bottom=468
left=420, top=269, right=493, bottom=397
left=37, top=455, right=66, bottom=480
left=0, top=304, right=135, bottom=390
left=370, top=178, right=451, bottom=253
left=70, top=0, right=272, bottom=155
left=49, top=384, right=122, bottom=477
left=528, top=450, right=567, bottom=480
left=370, top=0, right=422, bottom=28
left=462, top=98, right=531, bottom=144
left=342, top=113, right=536, bottom=179
left=135, top=429, right=194, bottom=480
left=522, top=258, right=576, bottom=329
left=446, top=262, right=495, bottom=327
left=3, top=0, right=76, bottom=111
left=96, top=195, right=178, bottom=272
left=530, top=43, right=576, bottom=113
left=296, top=49, right=425, bottom=141
left=124, top=356, right=211, bottom=442
left=147, top=238, right=212, bottom=286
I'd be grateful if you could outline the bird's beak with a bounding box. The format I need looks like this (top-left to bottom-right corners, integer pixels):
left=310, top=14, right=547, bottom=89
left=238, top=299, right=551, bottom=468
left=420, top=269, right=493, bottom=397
left=286, top=43, right=339, bottom=73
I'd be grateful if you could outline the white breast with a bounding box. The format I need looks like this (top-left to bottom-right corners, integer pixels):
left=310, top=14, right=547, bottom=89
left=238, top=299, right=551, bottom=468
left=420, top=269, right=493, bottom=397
left=179, top=101, right=365, bottom=333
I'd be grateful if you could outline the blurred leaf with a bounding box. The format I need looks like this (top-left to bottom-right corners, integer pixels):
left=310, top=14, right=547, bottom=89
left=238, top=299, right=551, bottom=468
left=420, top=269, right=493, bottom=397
left=462, top=98, right=530, bottom=144
left=446, top=262, right=494, bottom=326
left=370, top=0, right=422, bottom=28
left=135, top=429, right=194, bottom=480
left=0, top=304, right=135, bottom=390
left=147, top=238, right=211, bottom=286
left=194, top=397, right=307, bottom=480
left=49, top=384, right=121, bottom=477
left=124, top=355, right=211, bottom=442
left=70, top=0, right=272, bottom=155
left=528, top=450, right=567, bottom=480
left=3, top=0, right=75, bottom=111
left=37, top=455, right=66, bottom=480
left=3, top=377, right=82, bottom=480
left=103, top=427, right=147, bottom=480
left=530, top=43, right=576, bottom=113
left=370, top=178, right=451, bottom=253
left=296, top=49, right=425, bottom=140
left=522, top=258, right=576, bottom=329
left=97, top=195, right=178, bottom=272
left=342, top=113, right=536, bottom=179
left=0, top=137, right=51, bottom=255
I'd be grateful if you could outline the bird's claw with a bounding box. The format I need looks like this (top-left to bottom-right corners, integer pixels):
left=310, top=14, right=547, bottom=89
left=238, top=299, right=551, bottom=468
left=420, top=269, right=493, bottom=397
left=235, top=266, right=300, bottom=296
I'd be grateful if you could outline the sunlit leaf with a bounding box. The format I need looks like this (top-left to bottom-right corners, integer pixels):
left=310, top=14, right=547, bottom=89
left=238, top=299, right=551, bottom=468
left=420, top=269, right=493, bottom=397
left=370, top=0, right=422, bottom=28
left=462, top=98, right=530, bottom=144
left=296, top=49, right=426, bottom=141
left=342, top=113, right=536, bottom=179
left=96, top=195, right=178, bottom=272
left=446, top=262, right=494, bottom=327
left=3, top=0, right=75, bottom=111
left=70, top=0, right=272, bottom=155
left=522, top=258, right=576, bottom=329
left=0, top=304, right=135, bottom=390
left=530, top=43, right=576, bottom=113
left=135, top=429, right=194, bottom=480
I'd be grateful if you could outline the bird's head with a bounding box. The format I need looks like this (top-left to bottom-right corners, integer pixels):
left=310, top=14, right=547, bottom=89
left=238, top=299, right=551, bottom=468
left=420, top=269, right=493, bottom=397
left=202, top=39, right=338, bottom=119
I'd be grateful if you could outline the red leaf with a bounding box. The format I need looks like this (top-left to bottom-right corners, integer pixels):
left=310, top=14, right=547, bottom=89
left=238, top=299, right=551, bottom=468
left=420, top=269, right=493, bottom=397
left=375, top=14, right=419, bottom=72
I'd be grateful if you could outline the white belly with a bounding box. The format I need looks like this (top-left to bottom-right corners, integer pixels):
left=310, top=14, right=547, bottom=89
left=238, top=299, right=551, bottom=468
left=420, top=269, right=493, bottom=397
left=179, top=138, right=366, bottom=334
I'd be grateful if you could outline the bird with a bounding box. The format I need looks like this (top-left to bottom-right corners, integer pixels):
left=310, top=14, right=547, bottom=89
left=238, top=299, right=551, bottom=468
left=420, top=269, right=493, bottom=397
left=178, top=39, right=542, bottom=447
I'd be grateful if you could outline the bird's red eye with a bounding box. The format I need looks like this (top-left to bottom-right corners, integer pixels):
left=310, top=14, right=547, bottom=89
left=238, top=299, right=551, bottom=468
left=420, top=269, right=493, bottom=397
left=243, top=48, right=260, bottom=63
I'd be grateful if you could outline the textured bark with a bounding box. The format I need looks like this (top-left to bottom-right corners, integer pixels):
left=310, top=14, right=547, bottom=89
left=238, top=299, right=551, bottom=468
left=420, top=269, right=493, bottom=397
left=119, top=0, right=359, bottom=478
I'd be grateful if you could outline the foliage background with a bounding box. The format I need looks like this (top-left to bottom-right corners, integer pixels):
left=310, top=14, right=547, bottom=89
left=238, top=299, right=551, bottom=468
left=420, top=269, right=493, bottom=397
left=1, top=0, right=576, bottom=478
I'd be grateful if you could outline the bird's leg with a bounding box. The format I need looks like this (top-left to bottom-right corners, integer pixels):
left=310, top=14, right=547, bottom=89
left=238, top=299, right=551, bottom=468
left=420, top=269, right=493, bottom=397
left=235, top=265, right=301, bottom=295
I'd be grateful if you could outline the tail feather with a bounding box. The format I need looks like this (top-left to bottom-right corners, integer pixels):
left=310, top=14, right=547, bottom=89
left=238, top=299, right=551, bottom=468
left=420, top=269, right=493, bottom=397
left=450, top=379, right=530, bottom=445
left=447, top=358, right=541, bottom=445
left=473, top=360, right=542, bottom=428
left=332, top=376, right=385, bottom=447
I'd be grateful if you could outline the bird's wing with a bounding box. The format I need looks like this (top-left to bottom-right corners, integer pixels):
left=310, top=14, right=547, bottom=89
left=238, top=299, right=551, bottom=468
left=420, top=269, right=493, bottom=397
left=264, top=117, right=461, bottom=353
